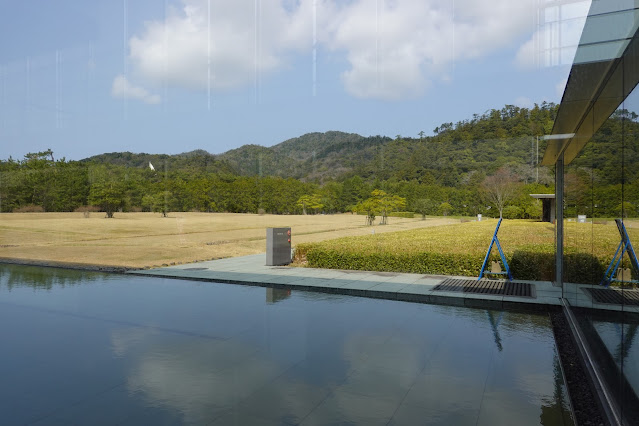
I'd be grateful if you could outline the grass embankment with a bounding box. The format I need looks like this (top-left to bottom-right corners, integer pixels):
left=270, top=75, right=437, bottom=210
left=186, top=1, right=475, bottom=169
left=0, top=212, right=455, bottom=269
left=294, top=219, right=639, bottom=284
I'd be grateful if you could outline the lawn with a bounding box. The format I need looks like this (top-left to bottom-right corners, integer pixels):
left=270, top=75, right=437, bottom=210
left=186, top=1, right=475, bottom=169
left=0, top=212, right=455, bottom=269
left=294, top=219, right=639, bottom=284
left=2, top=212, right=635, bottom=283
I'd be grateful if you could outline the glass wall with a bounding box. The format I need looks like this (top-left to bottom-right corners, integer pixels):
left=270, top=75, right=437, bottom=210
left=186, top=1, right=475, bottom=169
left=563, top=35, right=639, bottom=423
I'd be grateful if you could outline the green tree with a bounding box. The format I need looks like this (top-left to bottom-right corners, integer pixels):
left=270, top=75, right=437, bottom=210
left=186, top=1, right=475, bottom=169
left=20, top=150, right=56, bottom=211
left=141, top=194, right=156, bottom=212
left=412, top=198, right=437, bottom=219
left=438, top=202, right=453, bottom=216
left=87, top=165, right=127, bottom=218
left=615, top=201, right=636, bottom=218
left=88, top=180, right=126, bottom=218
left=296, top=193, right=323, bottom=215
left=318, top=181, right=344, bottom=213
left=153, top=191, right=176, bottom=217
left=354, top=198, right=377, bottom=225
left=354, top=190, right=406, bottom=225
left=374, top=190, right=406, bottom=225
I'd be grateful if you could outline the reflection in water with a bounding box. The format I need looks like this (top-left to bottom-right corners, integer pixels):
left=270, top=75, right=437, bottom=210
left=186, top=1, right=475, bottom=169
left=615, top=323, right=638, bottom=363
left=589, top=317, right=639, bottom=423
left=119, top=332, right=287, bottom=424
left=0, top=264, right=573, bottom=425
left=266, top=287, right=291, bottom=304
left=540, top=354, right=573, bottom=426
left=0, top=263, right=99, bottom=290
left=593, top=320, right=639, bottom=364
left=486, top=310, right=504, bottom=351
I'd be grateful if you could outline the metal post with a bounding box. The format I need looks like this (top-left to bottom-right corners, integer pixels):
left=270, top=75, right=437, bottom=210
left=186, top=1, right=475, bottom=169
left=536, top=136, right=539, bottom=183
left=556, top=153, right=564, bottom=288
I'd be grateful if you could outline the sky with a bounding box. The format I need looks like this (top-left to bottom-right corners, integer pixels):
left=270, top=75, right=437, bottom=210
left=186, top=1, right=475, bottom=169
left=0, top=0, right=591, bottom=161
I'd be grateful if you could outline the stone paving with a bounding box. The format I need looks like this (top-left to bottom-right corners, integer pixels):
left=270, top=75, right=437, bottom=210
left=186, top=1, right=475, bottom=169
left=129, top=254, right=559, bottom=311
left=128, top=254, right=639, bottom=313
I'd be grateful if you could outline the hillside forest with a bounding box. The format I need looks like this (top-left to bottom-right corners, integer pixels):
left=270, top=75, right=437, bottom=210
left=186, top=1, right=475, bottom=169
left=2, top=102, right=638, bottom=220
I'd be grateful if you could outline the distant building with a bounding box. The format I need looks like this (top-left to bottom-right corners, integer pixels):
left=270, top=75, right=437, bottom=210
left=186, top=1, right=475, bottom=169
left=529, top=194, right=555, bottom=223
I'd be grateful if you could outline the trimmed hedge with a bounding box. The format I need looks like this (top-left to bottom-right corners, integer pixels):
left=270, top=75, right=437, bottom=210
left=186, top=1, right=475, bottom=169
left=292, top=220, right=634, bottom=284
left=298, top=247, right=485, bottom=276
left=295, top=244, right=609, bottom=284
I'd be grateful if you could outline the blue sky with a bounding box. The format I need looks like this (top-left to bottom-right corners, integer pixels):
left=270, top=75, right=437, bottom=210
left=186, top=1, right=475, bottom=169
left=0, top=0, right=588, bottom=161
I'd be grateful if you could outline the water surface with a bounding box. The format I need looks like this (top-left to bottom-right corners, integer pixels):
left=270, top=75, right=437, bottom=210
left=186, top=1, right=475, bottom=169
left=0, top=264, right=572, bottom=425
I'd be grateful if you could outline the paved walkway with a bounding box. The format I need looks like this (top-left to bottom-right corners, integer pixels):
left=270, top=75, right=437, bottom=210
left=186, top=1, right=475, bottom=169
left=128, top=254, right=639, bottom=313
left=129, top=254, right=561, bottom=311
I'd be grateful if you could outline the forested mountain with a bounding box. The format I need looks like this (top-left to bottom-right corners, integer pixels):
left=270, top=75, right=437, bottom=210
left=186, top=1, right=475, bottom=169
left=76, top=103, right=558, bottom=184
left=219, top=131, right=381, bottom=180
left=2, top=102, right=637, bottom=218
left=82, top=149, right=236, bottom=175
left=217, top=103, right=556, bottom=183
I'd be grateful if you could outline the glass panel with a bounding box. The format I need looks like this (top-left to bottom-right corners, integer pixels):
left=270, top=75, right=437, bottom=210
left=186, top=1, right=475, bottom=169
left=573, top=39, right=631, bottom=63
left=590, top=0, right=639, bottom=16
left=578, top=9, right=639, bottom=46
left=566, top=50, right=639, bottom=423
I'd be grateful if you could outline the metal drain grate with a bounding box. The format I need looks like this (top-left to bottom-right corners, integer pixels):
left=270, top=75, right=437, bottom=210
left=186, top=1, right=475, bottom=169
left=434, top=278, right=533, bottom=297
left=585, top=288, right=639, bottom=306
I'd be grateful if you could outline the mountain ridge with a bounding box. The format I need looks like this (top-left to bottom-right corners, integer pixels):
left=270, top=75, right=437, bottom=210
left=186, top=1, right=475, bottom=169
left=79, top=103, right=561, bottom=184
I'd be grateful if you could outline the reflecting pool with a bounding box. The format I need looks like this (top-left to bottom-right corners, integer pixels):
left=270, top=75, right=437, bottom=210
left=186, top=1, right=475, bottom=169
left=0, top=264, right=572, bottom=425
left=576, top=311, right=639, bottom=423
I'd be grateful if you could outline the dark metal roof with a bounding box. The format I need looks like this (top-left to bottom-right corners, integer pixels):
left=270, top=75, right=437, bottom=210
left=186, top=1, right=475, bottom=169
left=541, top=1, right=639, bottom=165
left=530, top=194, right=556, bottom=199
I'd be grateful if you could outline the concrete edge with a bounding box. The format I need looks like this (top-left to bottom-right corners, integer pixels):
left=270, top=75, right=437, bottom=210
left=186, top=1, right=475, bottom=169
left=129, top=270, right=560, bottom=313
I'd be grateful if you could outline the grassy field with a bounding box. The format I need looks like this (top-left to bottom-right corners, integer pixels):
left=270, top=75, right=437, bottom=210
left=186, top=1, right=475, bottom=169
left=294, top=219, right=639, bottom=283
left=0, top=212, right=456, bottom=269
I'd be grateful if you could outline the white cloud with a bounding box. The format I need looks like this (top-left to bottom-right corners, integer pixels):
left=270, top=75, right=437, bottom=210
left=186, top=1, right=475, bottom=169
left=122, top=0, right=554, bottom=101
left=111, top=74, right=161, bottom=104
left=128, top=0, right=312, bottom=91
left=322, top=0, right=538, bottom=100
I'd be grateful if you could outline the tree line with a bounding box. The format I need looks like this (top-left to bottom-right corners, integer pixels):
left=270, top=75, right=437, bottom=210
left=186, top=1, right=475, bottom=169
left=1, top=103, right=638, bottom=219
left=0, top=150, right=553, bottom=219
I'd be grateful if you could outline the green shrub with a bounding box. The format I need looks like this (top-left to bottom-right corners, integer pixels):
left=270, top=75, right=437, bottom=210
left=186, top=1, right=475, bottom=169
left=511, top=249, right=606, bottom=284
left=297, top=243, right=609, bottom=283
left=295, top=243, right=500, bottom=276
left=523, top=203, right=542, bottom=219
left=389, top=211, right=416, bottom=218
left=299, top=246, right=487, bottom=276
left=564, top=252, right=606, bottom=284
left=509, top=248, right=554, bottom=281
left=502, top=205, right=524, bottom=219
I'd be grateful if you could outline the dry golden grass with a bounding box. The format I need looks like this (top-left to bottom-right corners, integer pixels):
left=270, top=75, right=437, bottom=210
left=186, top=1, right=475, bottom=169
left=0, top=212, right=457, bottom=269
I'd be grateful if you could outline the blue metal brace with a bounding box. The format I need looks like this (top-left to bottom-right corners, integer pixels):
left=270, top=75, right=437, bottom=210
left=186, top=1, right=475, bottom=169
left=600, top=219, right=639, bottom=287
left=478, top=218, right=513, bottom=281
